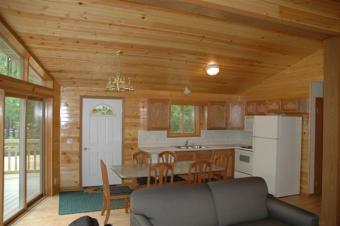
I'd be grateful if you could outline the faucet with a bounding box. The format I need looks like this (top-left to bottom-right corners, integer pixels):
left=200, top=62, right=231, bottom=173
left=184, top=139, right=189, bottom=147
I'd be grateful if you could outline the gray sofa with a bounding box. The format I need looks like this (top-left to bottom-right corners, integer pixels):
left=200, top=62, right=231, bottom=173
left=130, top=177, right=318, bottom=226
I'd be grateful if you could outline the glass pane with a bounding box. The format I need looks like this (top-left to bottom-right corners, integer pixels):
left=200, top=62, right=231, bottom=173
left=28, top=66, right=44, bottom=86
left=92, top=104, right=113, bottom=116
left=3, top=97, right=25, bottom=221
left=183, top=105, right=195, bottom=133
left=26, top=100, right=43, bottom=202
left=0, top=37, right=23, bottom=79
left=170, top=105, right=181, bottom=132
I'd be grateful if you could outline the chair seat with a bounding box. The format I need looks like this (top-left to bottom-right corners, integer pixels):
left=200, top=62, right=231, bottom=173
left=230, top=218, right=290, bottom=226
left=110, top=185, right=132, bottom=196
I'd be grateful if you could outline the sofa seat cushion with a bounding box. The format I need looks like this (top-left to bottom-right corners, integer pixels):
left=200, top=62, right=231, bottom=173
left=130, top=184, right=218, bottom=226
left=208, top=177, right=269, bottom=226
left=229, top=218, right=290, bottom=226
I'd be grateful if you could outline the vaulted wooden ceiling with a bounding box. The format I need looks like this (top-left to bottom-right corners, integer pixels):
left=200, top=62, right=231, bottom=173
left=0, top=0, right=339, bottom=94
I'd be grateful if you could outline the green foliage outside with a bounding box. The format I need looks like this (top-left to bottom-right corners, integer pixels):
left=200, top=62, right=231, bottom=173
left=0, top=51, right=22, bottom=79
left=170, top=105, right=195, bottom=133
left=5, top=97, right=42, bottom=140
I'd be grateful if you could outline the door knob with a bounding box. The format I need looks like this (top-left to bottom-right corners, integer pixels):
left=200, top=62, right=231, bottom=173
left=84, top=147, right=88, bottom=151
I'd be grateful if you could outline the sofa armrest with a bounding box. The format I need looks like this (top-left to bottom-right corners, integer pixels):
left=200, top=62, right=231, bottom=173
left=130, top=213, right=153, bottom=226
left=267, top=197, right=319, bottom=226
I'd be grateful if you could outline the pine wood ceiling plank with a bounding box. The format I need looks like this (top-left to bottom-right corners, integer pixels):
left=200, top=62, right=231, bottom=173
left=0, top=11, right=316, bottom=66
left=179, top=0, right=340, bottom=34
left=0, top=0, right=322, bottom=50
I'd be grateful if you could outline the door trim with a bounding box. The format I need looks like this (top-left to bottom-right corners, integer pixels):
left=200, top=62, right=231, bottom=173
left=79, top=96, right=125, bottom=188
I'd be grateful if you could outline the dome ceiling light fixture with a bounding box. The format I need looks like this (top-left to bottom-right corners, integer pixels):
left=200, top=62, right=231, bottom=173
left=206, top=63, right=220, bottom=76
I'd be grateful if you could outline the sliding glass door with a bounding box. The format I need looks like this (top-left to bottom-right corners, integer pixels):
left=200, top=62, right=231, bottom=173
left=3, top=97, right=25, bottom=221
left=3, top=97, right=44, bottom=222
left=26, top=100, right=43, bottom=202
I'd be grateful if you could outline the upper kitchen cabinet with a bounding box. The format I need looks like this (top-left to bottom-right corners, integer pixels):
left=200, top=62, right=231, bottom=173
left=147, top=99, right=170, bottom=130
left=246, top=101, right=267, bottom=115
left=227, top=102, right=245, bottom=129
left=281, top=98, right=299, bottom=113
left=206, top=102, right=227, bottom=129
left=266, top=100, right=281, bottom=114
left=281, top=97, right=309, bottom=114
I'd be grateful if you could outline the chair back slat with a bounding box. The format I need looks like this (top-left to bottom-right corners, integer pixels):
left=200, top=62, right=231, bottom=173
left=147, top=163, right=174, bottom=187
left=158, top=151, right=175, bottom=164
left=188, top=160, right=212, bottom=184
left=133, top=151, right=151, bottom=166
left=211, top=151, right=234, bottom=180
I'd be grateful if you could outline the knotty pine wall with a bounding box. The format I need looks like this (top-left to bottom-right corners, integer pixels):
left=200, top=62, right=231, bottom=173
left=242, top=49, right=324, bottom=194
left=59, top=88, right=239, bottom=190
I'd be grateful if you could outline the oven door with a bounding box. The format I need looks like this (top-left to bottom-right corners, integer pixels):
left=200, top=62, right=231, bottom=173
left=235, top=148, right=253, bottom=175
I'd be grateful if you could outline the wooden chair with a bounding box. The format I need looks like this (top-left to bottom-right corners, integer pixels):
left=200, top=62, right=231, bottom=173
left=158, top=151, right=175, bottom=163
left=133, top=151, right=151, bottom=186
left=133, top=151, right=151, bottom=166
left=188, top=160, right=212, bottom=184
left=147, top=163, right=174, bottom=187
left=211, top=151, right=234, bottom=180
left=100, top=160, right=131, bottom=225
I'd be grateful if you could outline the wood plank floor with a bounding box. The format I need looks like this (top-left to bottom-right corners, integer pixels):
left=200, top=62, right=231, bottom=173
left=11, top=194, right=321, bottom=226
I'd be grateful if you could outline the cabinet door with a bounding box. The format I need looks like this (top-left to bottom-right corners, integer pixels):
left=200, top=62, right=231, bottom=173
left=281, top=98, right=299, bottom=113
left=266, top=100, right=281, bottom=114
left=147, top=99, right=169, bottom=130
left=246, top=101, right=266, bottom=115
left=206, top=102, right=226, bottom=129
left=256, top=101, right=267, bottom=115
left=227, top=102, right=245, bottom=129
left=246, top=101, right=257, bottom=115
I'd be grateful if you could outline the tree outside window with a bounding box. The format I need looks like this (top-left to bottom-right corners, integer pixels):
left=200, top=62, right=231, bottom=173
left=0, top=37, right=23, bottom=79
left=169, top=104, right=200, bottom=137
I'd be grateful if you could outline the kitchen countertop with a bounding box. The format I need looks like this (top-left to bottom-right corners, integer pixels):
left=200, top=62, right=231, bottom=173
left=139, top=144, right=252, bottom=154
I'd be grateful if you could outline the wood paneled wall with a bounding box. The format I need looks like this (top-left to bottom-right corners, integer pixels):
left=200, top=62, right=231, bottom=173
left=242, top=48, right=324, bottom=194
left=59, top=87, right=239, bottom=190
left=321, top=36, right=340, bottom=226
left=242, top=49, right=324, bottom=99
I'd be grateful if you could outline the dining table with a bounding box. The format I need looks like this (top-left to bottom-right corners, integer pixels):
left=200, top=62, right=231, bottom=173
left=111, top=161, right=224, bottom=186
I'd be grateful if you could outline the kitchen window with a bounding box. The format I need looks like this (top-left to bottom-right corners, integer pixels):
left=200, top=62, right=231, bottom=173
left=168, top=104, right=200, bottom=137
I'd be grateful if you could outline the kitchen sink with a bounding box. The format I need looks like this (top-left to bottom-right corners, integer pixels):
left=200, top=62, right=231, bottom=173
left=175, top=145, right=208, bottom=150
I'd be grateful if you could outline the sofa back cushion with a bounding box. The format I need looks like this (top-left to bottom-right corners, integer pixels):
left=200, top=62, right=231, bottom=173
left=208, top=177, right=269, bottom=226
left=131, top=184, right=218, bottom=226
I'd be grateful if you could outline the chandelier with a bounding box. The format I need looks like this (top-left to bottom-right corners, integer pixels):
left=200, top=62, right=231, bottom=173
left=106, top=50, right=135, bottom=92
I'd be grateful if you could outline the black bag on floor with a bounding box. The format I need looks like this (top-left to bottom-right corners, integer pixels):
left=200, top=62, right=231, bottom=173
left=69, top=216, right=100, bottom=226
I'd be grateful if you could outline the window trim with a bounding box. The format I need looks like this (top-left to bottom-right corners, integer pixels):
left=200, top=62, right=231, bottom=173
left=167, top=104, right=201, bottom=138
left=0, top=21, right=53, bottom=88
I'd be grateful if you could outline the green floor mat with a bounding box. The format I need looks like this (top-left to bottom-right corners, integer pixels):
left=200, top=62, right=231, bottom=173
left=59, top=191, right=126, bottom=215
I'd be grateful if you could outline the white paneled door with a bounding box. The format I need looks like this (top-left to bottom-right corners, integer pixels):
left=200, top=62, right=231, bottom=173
left=82, top=98, right=123, bottom=187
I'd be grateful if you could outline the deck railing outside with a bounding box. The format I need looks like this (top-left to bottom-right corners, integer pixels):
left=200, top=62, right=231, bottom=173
left=4, top=139, right=41, bottom=174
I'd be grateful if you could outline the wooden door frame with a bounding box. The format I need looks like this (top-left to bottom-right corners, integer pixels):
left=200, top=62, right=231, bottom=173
left=314, top=97, right=323, bottom=195
left=79, top=96, right=125, bottom=188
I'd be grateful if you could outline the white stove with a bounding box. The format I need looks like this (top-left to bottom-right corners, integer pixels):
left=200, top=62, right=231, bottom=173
left=234, top=146, right=253, bottom=178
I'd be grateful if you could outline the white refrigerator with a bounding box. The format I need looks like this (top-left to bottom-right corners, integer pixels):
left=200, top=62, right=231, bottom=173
left=252, top=115, right=302, bottom=197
